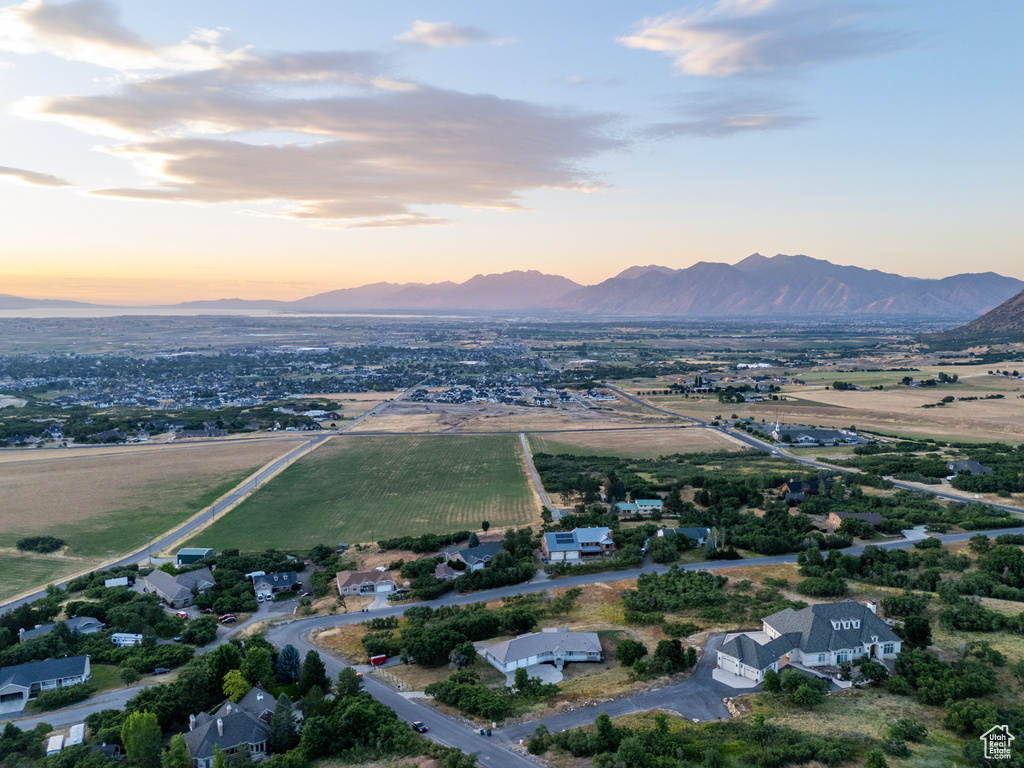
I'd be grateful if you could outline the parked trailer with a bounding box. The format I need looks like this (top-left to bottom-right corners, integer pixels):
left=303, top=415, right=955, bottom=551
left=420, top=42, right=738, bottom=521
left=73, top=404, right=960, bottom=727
left=67, top=725, right=85, bottom=747
left=46, top=736, right=64, bottom=756
left=370, top=654, right=387, bottom=667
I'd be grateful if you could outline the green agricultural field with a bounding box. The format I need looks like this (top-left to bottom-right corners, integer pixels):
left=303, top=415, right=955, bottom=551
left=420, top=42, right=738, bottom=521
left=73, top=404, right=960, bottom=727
left=184, top=434, right=538, bottom=551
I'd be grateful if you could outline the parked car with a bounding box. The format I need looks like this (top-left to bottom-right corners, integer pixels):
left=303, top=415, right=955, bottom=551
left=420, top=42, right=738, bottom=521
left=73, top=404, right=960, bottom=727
left=300, top=591, right=312, bottom=598
left=411, top=721, right=428, bottom=733
left=219, top=614, right=237, bottom=623
left=175, top=611, right=189, bottom=619
left=200, top=608, right=214, bottom=615
left=153, top=668, right=170, bottom=675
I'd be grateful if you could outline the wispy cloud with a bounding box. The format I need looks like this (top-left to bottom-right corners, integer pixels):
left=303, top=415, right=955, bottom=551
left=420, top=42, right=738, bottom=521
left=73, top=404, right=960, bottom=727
left=650, top=92, right=811, bottom=137
left=394, top=20, right=492, bottom=49
left=0, top=0, right=249, bottom=71
left=7, top=8, right=618, bottom=229
left=0, top=164, right=74, bottom=187
left=619, top=0, right=909, bottom=77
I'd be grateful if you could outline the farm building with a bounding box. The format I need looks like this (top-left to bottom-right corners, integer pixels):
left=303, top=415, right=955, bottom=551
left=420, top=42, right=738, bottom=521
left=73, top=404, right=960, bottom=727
left=445, top=541, right=504, bottom=571
left=717, top=601, right=901, bottom=683
left=141, top=567, right=216, bottom=608
left=19, top=617, right=104, bottom=643
left=480, top=627, right=602, bottom=673
left=0, top=655, right=91, bottom=714
left=542, top=527, right=615, bottom=563
left=336, top=570, right=398, bottom=596
left=252, top=571, right=300, bottom=601
left=176, top=548, right=214, bottom=566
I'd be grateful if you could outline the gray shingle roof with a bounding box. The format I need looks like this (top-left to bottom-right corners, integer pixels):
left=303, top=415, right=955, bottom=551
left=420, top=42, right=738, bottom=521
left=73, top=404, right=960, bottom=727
left=482, top=628, right=601, bottom=665
left=20, top=617, right=104, bottom=642
left=763, top=601, right=899, bottom=653
left=544, top=527, right=613, bottom=553
left=183, top=710, right=269, bottom=760
left=253, top=571, right=299, bottom=590
left=666, top=527, right=710, bottom=541
left=0, top=655, right=90, bottom=690
left=448, top=542, right=504, bottom=565
left=719, top=633, right=800, bottom=670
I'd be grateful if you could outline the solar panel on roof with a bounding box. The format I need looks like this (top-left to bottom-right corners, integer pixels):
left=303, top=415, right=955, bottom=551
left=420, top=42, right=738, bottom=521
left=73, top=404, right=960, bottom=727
left=554, top=533, right=575, bottom=543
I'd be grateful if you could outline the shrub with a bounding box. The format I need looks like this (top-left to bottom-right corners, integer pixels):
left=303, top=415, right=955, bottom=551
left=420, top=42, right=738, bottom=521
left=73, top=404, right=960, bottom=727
left=614, top=639, right=647, bottom=667
left=16, top=536, right=65, bottom=553
left=33, top=682, right=94, bottom=710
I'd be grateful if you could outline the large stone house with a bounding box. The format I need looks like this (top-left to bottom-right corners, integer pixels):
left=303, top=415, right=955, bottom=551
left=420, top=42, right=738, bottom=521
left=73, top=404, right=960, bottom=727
left=716, top=601, right=901, bottom=683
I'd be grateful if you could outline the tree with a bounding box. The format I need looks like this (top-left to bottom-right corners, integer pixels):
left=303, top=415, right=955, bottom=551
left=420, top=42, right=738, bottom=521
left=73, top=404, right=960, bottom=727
left=467, top=532, right=480, bottom=548
left=181, top=616, right=219, bottom=647
left=301, top=685, right=330, bottom=719
left=481, top=521, right=490, bottom=532
left=121, top=711, right=162, bottom=768
left=864, top=751, right=889, bottom=768
left=241, top=647, right=274, bottom=689
left=298, top=650, right=331, bottom=695
left=268, top=694, right=297, bottom=753
left=336, top=667, right=362, bottom=699
left=212, top=746, right=227, bottom=768
left=762, top=669, right=781, bottom=693
left=901, top=616, right=932, bottom=649
left=206, top=644, right=243, bottom=692
left=594, top=712, right=619, bottom=753
left=615, top=639, right=647, bottom=667
left=223, top=670, right=252, bottom=703
left=448, top=641, right=477, bottom=670
left=161, top=734, right=190, bottom=768
left=275, top=645, right=301, bottom=683
left=794, top=684, right=824, bottom=708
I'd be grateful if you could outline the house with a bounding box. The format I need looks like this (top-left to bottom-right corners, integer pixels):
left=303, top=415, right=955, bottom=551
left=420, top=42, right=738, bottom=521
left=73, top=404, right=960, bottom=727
left=445, top=541, right=504, bottom=571
left=780, top=478, right=832, bottom=506
left=19, top=617, right=105, bottom=642
left=716, top=601, right=901, bottom=683
left=0, top=655, right=91, bottom=713
left=828, top=511, right=884, bottom=532
left=479, top=626, right=602, bottom=673
left=238, top=686, right=304, bottom=726
left=141, top=567, right=216, bottom=609
left=183, top=702, right=270, bottom=768
left=434, top=563, right=457, bottom=582
left=946, top=459, right=993, bottom=476
left=615, top=499, right=663, bottom=515
left=657, top=527, right=711, bottom=546
left=176, top=548, right=214, bottom=566
left=336, top=570, right=398, bottom=596
left=542, top=528, right=615, bottom=563
left=252, top=572, right=300, bottom=601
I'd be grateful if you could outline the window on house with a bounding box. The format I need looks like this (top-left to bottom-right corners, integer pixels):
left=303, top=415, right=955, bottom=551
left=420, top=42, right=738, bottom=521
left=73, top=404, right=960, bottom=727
left=853, top=620, right=860, bottom=628
left=837, top=652, right=848, bottom=663
left=818, top=654, right=826, bottom=663
left=883, top=643, right=894, bottom=654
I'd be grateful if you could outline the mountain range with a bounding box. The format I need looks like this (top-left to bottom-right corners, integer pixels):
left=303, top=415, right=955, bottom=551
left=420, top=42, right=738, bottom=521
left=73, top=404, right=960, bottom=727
left=4, top=255, right=1023, bottom=319
left=926, top=287, right=1024, bottom=347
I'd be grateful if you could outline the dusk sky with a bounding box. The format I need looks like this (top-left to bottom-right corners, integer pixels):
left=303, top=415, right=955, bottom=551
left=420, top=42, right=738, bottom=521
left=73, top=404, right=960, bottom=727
left=0, top=0, right=1021, bottom=304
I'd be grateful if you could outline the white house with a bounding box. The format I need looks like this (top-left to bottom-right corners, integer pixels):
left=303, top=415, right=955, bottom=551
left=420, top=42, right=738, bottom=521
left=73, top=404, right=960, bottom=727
left=717, top=601, right=901, bottom=682
left=479, top=627, right=602, bottom=673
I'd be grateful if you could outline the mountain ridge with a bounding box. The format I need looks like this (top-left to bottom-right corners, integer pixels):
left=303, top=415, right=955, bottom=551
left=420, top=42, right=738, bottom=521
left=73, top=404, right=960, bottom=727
left=3, top=257, right=1022, bottom=318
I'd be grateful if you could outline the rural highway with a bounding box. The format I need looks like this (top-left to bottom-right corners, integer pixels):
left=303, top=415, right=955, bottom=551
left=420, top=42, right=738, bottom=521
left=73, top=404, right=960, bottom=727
left=0, top=434, right=331, bottom=615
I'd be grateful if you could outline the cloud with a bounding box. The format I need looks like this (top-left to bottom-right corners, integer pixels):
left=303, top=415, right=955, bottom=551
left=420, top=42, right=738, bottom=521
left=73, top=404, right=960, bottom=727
left=619, top=0, right=908, bottom=77
left=0, top=0, right=249, bottom=70
left=0, top=164, right=74, bottom=187
left=394, top=20, right=491, bottom=49
left=650, top=92, right=811, bottom=136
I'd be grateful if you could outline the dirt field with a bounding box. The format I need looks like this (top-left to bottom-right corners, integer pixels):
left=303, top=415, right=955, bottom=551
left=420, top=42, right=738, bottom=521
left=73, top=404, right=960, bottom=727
left=314, top=391, right=396, bottom=419
left=528, top=426, right=748, bottom=458
left=0, top=436, right=304, bottom=556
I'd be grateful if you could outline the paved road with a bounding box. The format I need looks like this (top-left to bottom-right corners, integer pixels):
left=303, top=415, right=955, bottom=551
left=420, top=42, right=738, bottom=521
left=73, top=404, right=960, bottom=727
left=0, top=435, right=331, bottom=616
left=495, top=633, right=733, bottom=744
left=266, top=622, right=539, bottom=767
left=519, top=432, right=561, bottom=518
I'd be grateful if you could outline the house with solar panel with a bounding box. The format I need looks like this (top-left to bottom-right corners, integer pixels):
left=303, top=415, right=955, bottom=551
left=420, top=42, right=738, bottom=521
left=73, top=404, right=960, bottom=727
left=541, top=527, right=615, bottom=563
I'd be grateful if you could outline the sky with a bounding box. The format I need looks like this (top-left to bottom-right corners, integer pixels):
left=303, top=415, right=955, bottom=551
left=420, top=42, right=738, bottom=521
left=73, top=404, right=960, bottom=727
left=0, top=0, right=1021, bottom=304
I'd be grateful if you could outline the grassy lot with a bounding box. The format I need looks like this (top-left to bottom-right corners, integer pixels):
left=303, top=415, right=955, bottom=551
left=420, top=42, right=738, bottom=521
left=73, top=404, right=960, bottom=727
left=528, top=427, right=748, bottom=459
left=0, top=553, right=96, bottom=603
left=89, top=663, right=123, bottom=693
left=184, top=434, right=537, bottom=551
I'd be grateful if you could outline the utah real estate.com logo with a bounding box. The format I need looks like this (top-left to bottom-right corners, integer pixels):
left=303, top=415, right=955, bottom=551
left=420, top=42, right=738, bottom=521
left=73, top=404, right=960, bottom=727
left=980, top=725, right=1015, bottom=761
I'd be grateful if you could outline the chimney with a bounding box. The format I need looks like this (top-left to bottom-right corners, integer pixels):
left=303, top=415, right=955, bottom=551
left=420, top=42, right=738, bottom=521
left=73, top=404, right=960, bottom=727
left=216, top=719, right=223, bottom=737
left=866, top=600, right=877, bottom=615
left=225, top=703, right=232, bottom=715
left=189, top=715, right=196, bottom=731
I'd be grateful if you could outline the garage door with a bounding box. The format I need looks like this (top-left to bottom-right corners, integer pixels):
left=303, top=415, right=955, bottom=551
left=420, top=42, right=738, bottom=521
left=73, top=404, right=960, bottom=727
left=743, top=666, right=759, bottom=681
left=376, top=583, right=393, bottom=592
left=718, top=656, right=737, bottom=673
left=1, top=692, right=25, bottom=703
